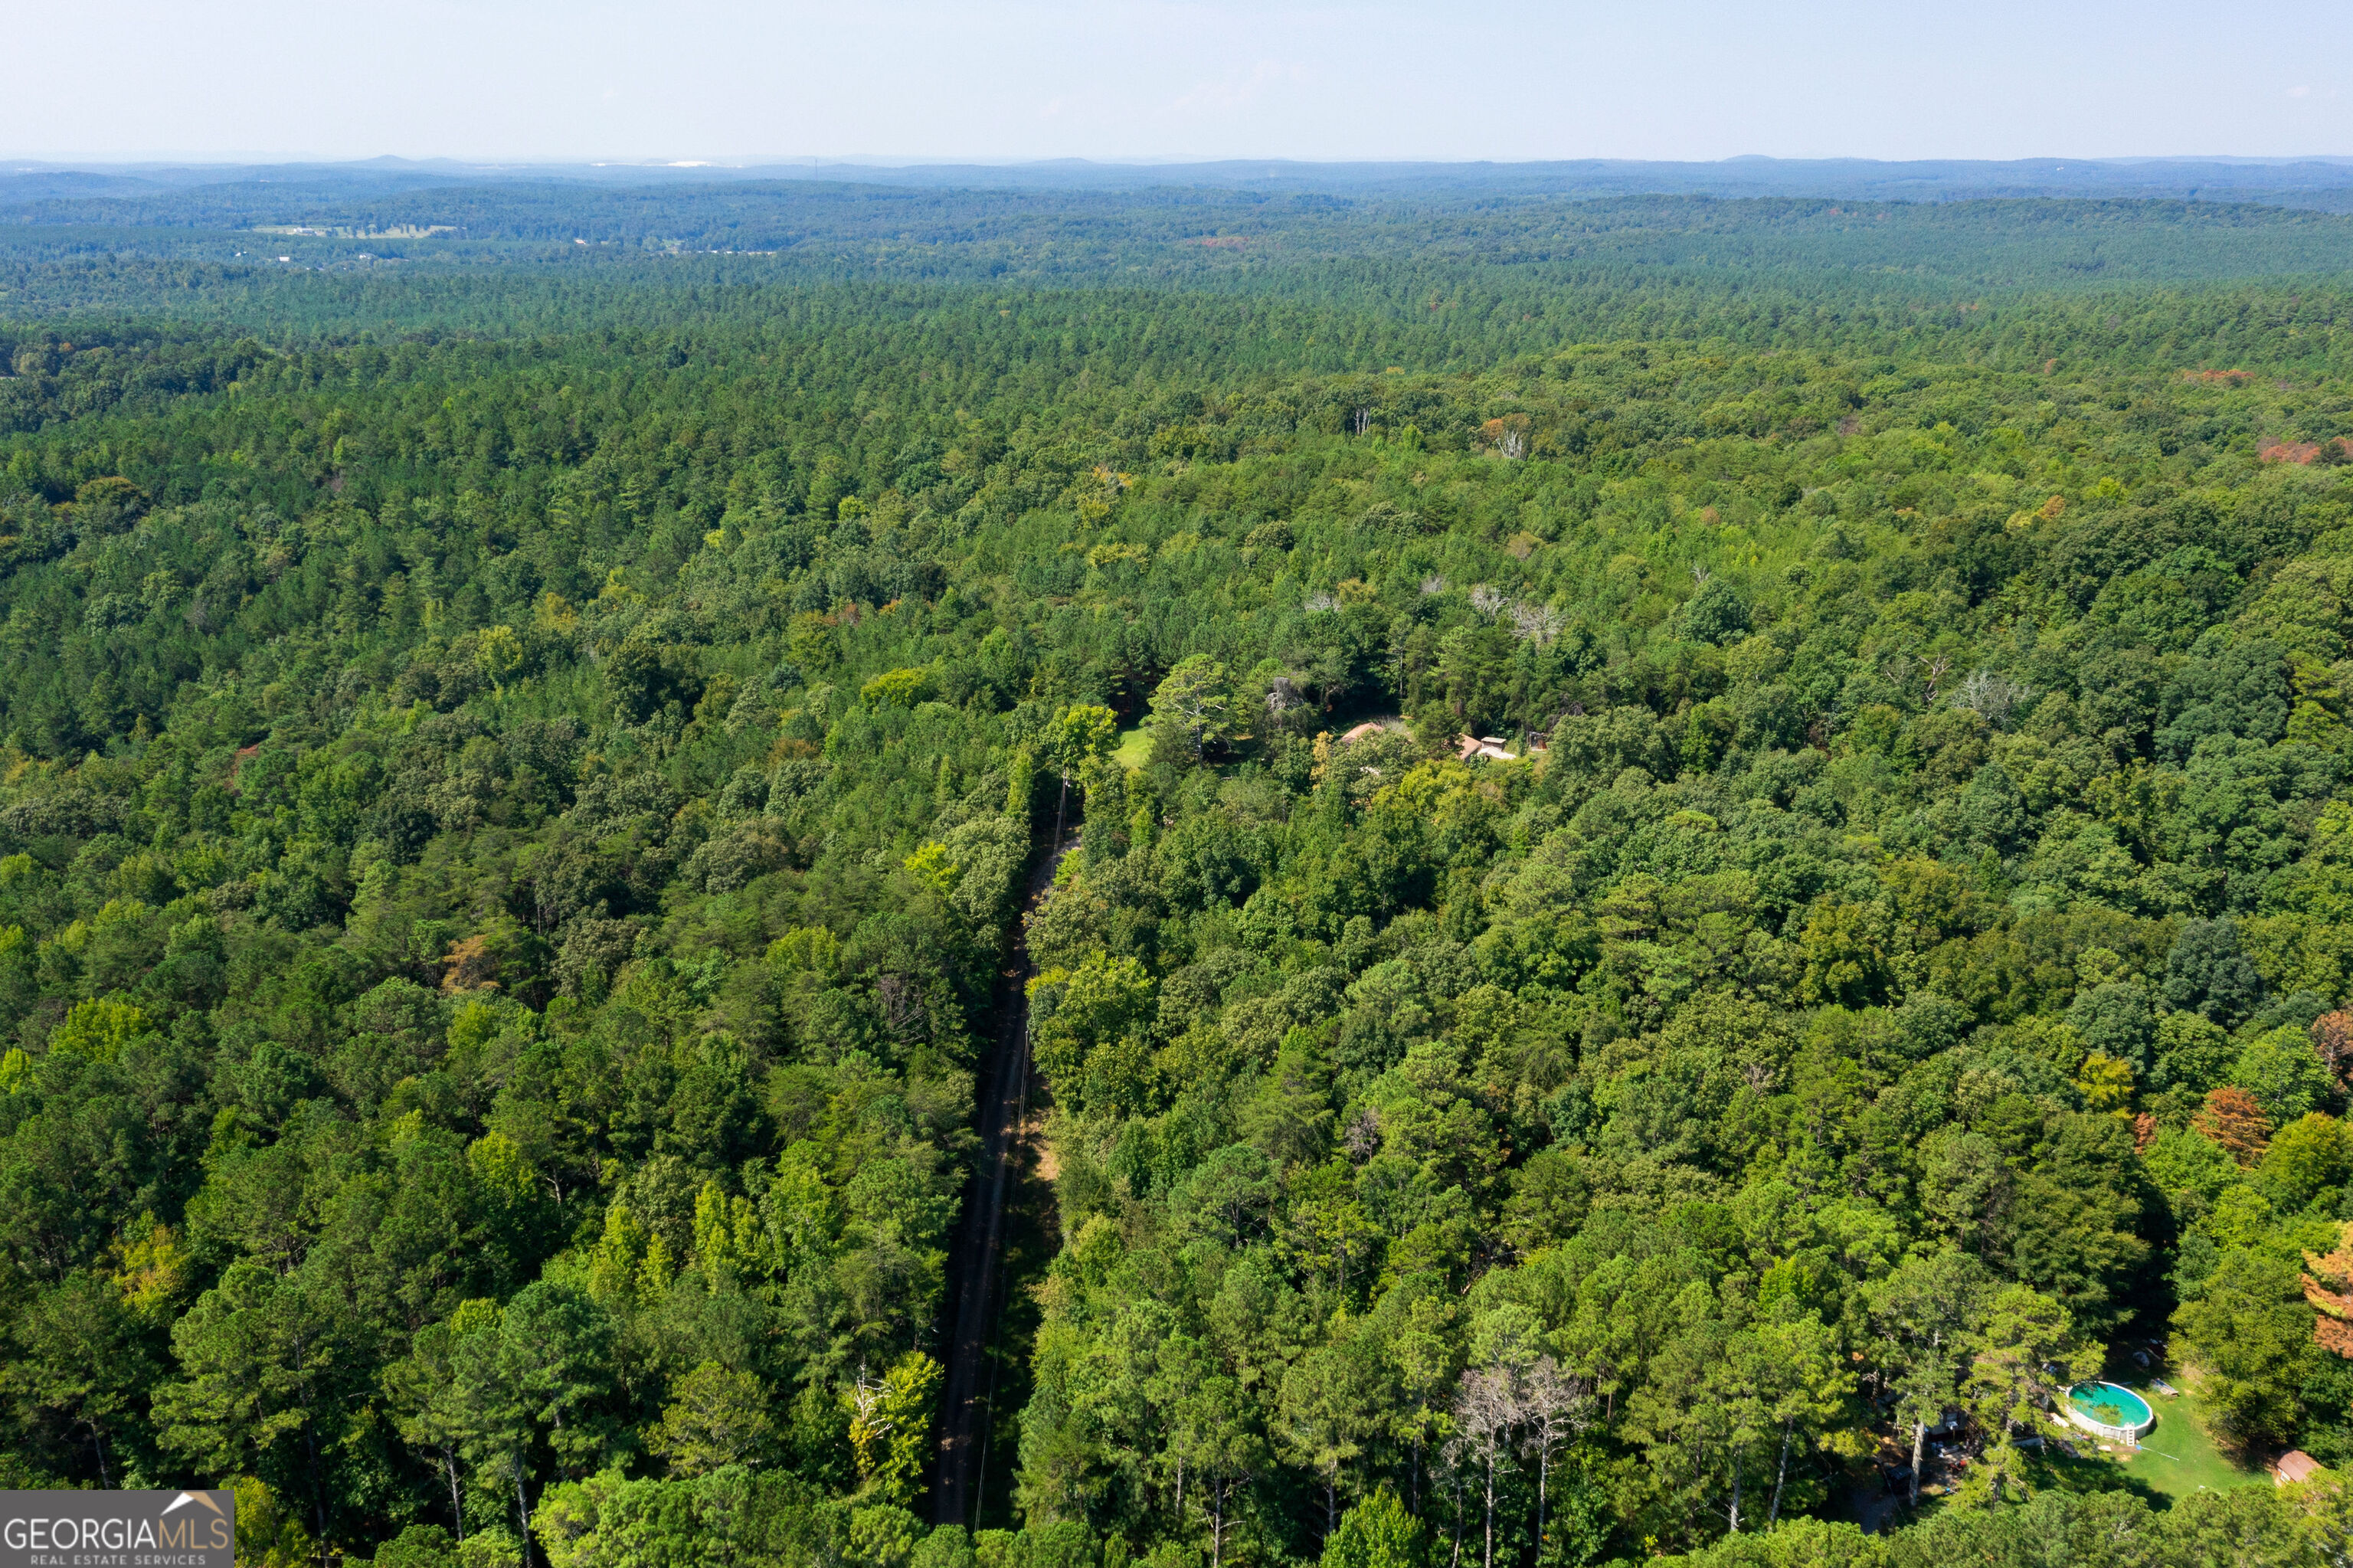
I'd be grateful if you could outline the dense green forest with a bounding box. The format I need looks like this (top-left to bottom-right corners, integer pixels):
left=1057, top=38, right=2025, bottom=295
left=11, top=183, right=2353, bottom=1567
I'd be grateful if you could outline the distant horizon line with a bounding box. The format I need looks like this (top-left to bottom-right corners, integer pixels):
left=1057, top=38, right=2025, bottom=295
left=12, top=152, right=2353, bottom=172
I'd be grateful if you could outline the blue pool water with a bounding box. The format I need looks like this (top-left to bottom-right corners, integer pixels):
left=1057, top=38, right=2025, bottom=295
left=2068, top=1382, right=2155, bottom=1429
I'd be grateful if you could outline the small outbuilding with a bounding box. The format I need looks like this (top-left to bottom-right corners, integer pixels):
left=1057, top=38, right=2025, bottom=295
left=2276, top=1451, right=2323, bottom=1486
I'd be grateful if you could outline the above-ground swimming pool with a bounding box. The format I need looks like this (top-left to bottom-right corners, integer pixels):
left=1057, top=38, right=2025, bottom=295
left=2064, top=1381, right=2156, bottom=1442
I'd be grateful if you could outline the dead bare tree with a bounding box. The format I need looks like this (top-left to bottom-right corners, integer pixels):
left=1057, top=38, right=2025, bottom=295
left=1521, top=1356, right=1595, bottom=1546
left=1922, top=653, right=1954, bottom=705
left=1509, top=601, right=1566, bottom=643
left=1952, top=668, right=2034, bottom=728
left=1448, top=1367, right=1526, bottom=1568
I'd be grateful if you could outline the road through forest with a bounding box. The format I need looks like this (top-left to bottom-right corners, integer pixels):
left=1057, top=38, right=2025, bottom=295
left=932, top=834, right=1066, bottom=1528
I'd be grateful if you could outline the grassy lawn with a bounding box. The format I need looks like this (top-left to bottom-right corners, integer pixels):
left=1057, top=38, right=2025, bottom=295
left=1111, top=726, right=1154, bottom=770
left=2108, top=1378, right=2269, bottom=1501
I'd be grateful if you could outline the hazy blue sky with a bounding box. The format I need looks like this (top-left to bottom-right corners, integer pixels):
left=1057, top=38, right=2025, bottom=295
left=11, top=0, right=2351, bottom=164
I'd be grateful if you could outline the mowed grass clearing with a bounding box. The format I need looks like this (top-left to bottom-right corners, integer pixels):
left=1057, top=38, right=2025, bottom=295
left=2107, top=1380, right=2267, bottom=1502
left=1111, top=726, right=1154, bottom=770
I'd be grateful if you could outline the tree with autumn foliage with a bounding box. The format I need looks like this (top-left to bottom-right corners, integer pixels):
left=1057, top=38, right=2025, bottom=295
left=2306, top=1223, right=2353, bottom=1360
left=2194, top=1087, right=2274, bottom=1167
left=2315, top=1011, right=2353, bottom=1092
